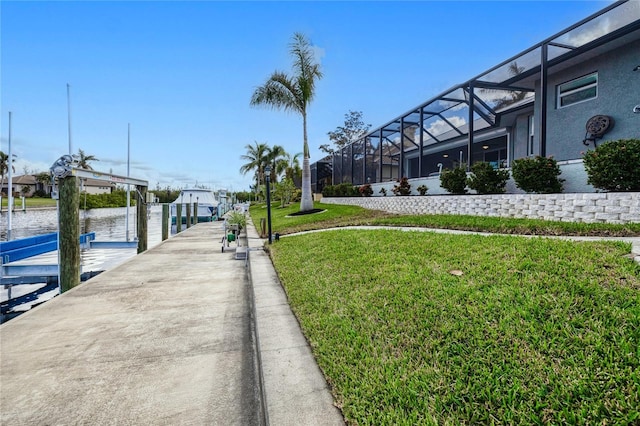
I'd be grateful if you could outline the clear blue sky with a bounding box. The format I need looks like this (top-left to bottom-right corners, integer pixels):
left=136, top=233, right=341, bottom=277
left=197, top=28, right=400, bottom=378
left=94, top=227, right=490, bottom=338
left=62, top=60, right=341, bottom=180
left=1, top=0, right=612, bottom=192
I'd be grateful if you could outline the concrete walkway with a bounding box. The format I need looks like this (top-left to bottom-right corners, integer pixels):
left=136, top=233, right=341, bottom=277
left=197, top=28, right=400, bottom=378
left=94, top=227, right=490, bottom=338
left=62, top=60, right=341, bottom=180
left=0, top=220, right=344, bottom=425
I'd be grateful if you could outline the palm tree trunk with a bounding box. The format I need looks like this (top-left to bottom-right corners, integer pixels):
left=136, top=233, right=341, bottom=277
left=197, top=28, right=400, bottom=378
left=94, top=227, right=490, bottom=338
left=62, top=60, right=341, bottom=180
left=300, top=112, right=314, bottom=211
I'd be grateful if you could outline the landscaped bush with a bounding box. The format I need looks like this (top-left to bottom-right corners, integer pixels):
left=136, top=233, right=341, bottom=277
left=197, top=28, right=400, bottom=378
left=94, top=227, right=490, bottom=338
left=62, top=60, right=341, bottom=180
left=440, top=167, right=468, bottom=194
left=322, top=183, right=359, bottom=197
left=416, top=184, right=428, bottom=196
left=511, top=156, right=564, bottom=193
left=80, top=189, right=134, bottom=209
left=392, top=177, right=411, bottom=196
left=582, top=138, right=640, bottom=191
left=467, top=162, right=510, bottom=194
left=358, top=184, right=373, bottom=197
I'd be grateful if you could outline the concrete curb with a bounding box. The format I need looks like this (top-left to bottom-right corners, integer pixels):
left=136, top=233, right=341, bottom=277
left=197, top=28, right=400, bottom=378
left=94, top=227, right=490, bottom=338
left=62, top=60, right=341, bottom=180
left=244, top=217, right=345, bottom=426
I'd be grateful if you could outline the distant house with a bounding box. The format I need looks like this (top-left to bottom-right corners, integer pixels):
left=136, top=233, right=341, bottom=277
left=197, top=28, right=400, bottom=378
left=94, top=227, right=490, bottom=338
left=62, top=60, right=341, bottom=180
left=78, top=178, right=116, bottom=195
left=313, top=0, right=640, bottom=194
left=1, top=174, right=114, bottom=197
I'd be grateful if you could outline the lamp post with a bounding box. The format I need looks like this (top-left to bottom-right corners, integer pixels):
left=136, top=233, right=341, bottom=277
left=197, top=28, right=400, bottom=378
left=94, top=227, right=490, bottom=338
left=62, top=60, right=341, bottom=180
left=265, top=165, right=272, bottom=244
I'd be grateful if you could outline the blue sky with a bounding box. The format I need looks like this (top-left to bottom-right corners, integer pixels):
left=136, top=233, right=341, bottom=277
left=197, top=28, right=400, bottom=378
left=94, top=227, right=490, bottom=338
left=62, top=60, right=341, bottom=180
left=1, top=0, right=612, bottom=192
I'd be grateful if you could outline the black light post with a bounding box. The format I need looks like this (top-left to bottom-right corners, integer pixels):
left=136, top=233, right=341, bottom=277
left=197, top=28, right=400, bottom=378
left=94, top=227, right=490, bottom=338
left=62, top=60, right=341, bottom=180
left=265, top=165, right=272, bottom=244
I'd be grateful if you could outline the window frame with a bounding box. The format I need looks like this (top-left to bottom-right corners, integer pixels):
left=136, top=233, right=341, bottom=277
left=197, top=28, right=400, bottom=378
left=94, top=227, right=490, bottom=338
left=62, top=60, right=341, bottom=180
left=556, top=72, right=598, bottom=109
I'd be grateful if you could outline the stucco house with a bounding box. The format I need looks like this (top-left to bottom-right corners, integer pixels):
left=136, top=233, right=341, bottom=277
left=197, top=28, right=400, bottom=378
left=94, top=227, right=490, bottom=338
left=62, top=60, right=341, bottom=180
left=312, top=0, right=640, bottom=195
left=2, top=174, right=114, bottom=197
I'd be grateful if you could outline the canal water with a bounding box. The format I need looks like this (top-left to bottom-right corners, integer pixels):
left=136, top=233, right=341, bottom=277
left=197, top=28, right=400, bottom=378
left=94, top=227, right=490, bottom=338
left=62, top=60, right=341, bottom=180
left=1, top=205, right=171, bottom=320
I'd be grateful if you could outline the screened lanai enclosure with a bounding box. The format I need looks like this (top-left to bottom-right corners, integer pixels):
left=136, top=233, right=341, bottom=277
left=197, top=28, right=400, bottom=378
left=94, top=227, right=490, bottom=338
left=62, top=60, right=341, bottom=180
left=313, top=0, right=640, bottom=189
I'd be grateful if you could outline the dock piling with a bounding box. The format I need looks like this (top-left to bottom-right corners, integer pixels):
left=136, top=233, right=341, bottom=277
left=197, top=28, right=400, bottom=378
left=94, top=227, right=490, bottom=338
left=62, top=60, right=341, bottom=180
left=162, top=204, right=169, bottom=241
left=59, top=176, right=80, bottom=292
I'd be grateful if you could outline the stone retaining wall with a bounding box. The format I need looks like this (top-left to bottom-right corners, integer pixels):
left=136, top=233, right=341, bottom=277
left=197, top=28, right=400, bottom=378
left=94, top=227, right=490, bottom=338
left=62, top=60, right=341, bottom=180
left=322, top=193, right=640, bottom=224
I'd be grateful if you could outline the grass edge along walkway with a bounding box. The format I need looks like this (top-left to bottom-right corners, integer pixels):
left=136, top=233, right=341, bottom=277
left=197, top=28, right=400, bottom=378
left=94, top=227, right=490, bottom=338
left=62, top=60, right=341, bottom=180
left=269, top=228, right=640, bottom=425
left=249, top=202, right=640, bottom=238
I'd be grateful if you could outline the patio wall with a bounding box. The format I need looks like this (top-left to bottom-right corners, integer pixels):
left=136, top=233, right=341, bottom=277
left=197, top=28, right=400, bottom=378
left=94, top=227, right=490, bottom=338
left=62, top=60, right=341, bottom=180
left=322, top=192, right=640, bottom=224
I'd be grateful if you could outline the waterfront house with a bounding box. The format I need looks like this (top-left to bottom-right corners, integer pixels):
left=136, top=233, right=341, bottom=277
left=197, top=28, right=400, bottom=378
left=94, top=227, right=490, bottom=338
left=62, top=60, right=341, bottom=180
left=312, top=0, right=640, bottom=195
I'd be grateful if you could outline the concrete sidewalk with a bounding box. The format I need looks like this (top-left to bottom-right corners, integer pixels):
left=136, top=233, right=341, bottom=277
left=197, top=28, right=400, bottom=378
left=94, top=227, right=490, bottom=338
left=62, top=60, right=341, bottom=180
left=1, top=220, right=345, bottom=425
left=244, top=218, right=345, bottom=426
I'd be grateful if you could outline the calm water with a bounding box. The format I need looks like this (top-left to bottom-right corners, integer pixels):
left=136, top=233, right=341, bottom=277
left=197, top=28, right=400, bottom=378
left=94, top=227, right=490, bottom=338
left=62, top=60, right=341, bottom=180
left=1, top=205, right=166, bottom=243
left=1, top=205, right=172, bottom=318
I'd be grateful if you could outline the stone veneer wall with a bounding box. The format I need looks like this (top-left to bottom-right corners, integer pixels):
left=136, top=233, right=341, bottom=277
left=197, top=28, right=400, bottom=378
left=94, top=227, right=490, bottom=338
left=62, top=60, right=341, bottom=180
left=322, top=193, right=640, bottom=224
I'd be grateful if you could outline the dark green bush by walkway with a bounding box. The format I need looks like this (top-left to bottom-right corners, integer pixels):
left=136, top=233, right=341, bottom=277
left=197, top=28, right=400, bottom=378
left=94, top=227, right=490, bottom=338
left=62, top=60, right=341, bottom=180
left=440, top=167, right=467, bottom=194
left=511, top=156, right=564, bottom=193
left=583, top=138, right=640, bottom=191
left=467, top=162, right=510, bottom=194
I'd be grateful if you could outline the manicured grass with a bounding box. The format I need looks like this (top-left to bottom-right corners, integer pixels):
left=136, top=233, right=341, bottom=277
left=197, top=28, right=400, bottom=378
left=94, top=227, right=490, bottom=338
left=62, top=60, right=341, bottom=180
left=270, top=230, right=640, bottom=425
left=0, top=197, right=57, bottom=208
left=249, top=202, right=640, bottom=237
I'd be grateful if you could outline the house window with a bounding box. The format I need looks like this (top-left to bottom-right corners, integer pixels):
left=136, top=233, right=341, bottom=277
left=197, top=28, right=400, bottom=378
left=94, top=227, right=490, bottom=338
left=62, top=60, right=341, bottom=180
left=557, top=72, right=597, bottom=108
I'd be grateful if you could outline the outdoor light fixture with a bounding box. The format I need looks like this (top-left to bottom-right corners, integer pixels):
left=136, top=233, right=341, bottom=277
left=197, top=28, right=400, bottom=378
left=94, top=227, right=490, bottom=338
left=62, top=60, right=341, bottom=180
left=482, top=145, right=489, bottom=150
left=443, top=154, right=449, bottom=158
left=265, top=165, right=272, bottom=244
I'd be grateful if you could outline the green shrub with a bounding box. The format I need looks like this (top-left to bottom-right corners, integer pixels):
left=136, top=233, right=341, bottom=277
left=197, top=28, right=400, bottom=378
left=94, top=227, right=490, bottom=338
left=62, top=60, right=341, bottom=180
left=80, top=189, right=134, bottom=209
left=379, top=187, right=387, bottom=196
left=583, top=139, right=640, bottom=191
left=416, top=184, right=428, bottom=196
left=467, top=162, right=510, bottom=194
left=440, top=167, right=468, bottom=194
left=392, top=177, right=411, bottom=196
left=511, top=156, right=564, bottom=193
left=322, top=183, right=359, bottom=197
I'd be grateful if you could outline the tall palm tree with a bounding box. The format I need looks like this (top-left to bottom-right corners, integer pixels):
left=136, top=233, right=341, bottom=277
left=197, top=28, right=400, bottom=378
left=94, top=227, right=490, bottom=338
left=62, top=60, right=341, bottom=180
left=250, top=32, right=323, bottom=212
left=240, top=141, right=270, bottom=188
left=76, top=149, right=98, bottom=170
left=0, top=151, right=16, bottom=195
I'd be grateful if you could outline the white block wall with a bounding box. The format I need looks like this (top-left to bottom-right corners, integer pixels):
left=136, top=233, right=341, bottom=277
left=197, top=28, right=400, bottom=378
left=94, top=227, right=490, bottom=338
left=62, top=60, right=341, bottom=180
left=322, top=193, right=640, bottom=224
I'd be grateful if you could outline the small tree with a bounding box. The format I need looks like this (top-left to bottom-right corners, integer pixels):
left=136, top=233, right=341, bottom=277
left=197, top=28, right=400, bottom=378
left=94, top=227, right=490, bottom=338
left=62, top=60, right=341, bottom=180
left=511, top=156, right=564, bottom=193
left=583, top=139, right=640, bottom=192
left=320, top=111, right=371, bottom=155
left=392, top=177, right=411, bottom=196
left=440, top=167, right=468, bottom=194
left=275, top=178, right=296, bottom=207
left=467, top=162, right=510, bottom=194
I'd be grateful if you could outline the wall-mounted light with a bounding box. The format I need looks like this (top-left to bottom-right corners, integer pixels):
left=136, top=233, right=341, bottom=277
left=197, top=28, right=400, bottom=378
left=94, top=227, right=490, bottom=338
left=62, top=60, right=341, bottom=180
left=443, top=154, right=449, bottom=158
left=482, top=145, right=489, bottom=150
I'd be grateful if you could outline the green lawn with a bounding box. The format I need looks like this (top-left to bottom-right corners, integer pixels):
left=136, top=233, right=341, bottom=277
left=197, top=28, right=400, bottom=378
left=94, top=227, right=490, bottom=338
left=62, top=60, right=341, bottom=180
left=249, top=202, right=640, bottom=237
left=0, top=197, right=57, bottom=209
left=270, top=229, right=640, bottom=425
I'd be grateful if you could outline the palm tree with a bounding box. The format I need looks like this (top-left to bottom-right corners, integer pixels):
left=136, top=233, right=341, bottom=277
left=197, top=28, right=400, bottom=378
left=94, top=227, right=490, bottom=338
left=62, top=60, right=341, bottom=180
left=240, top=141, right=270, bottom=188
left=267, top=144, right=287, bottom=183
left=77, top=149, right=98, bottom=170
left=0, top=151, right=16, bottom=195
left=282, top=151, right=302, bottom=182
left=250, top=32, right=323, bottom=212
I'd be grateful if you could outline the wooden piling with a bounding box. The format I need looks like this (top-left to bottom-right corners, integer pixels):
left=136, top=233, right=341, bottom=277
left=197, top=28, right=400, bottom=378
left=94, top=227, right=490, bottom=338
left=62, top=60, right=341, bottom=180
left=176, top=204, right=182, bottom=233
left=162, top=204, right=169, bottom=241
left=136, top=185, right=147, bottom=254
left=59, top=176, right=80, bottom=292
left=193, top=202, right=198, bottom=225
left=186, top=203, right=191, bottom=229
